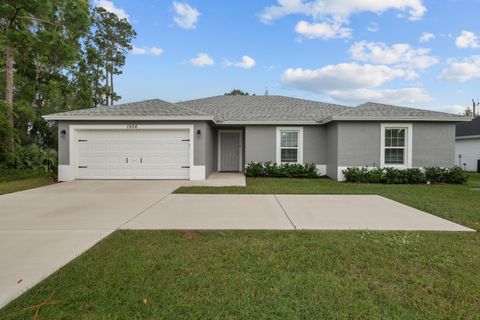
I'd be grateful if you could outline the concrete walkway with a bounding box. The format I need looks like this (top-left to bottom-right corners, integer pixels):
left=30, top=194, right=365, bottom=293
left=182, top=172, right=246, bottom=187
left=0, top=180, right=474, bottom=308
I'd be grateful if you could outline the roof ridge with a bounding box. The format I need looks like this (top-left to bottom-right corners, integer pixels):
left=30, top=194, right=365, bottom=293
left=175, top=101, right=214, bottom=117
left=357, top=101, right=462, bottom=116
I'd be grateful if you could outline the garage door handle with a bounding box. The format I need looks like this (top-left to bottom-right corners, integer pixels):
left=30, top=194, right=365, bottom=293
left=182, top=166, right=190, bottom=168
left=78, top=166, right=87, bottom=169
left=140, top=157, right=143, bottom=163
left=126, top=157, right=128, bottom=164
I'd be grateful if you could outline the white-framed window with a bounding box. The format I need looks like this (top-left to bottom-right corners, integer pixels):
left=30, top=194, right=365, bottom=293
left=276, top=127, right=303, bottom=164
left=380, top=123, right=412, bottom=168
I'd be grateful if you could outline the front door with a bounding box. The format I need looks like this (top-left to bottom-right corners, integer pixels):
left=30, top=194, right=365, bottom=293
left=219, top=131, right=241, bottom=172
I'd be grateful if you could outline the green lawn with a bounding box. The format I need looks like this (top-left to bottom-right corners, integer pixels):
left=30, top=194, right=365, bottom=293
left=1, top=175, right=479, bottom=319
left=0, top=171, right=54, bottom=195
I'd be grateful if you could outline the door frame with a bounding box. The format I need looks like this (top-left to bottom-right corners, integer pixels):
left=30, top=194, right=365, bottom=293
left=68, top=124, right=194, bottom=180
left=217, top=129, right=243, bottom=172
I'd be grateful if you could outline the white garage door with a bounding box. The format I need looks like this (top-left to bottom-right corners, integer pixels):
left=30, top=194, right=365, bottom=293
left=76, top=129, right=190, bottom=179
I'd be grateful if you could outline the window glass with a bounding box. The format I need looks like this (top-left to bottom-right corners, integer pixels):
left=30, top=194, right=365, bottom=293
left=385, top=149, right=404, bottom=164
left=281, top=131, right=298, bottom=148
left=384, top=128, right=406, bottom=165
left=281, top=149, right=298, bottom=163
left=279, top=130, right=299, bottom=163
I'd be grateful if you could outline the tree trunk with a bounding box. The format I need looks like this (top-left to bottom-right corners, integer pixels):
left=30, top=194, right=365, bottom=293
left=110, top=68, right=113, bottom=106
left=94, top=64, right=99, bottom=107
left=5, top=43, right=15, bottom=150
left=105, top=59, right=109, bottom=106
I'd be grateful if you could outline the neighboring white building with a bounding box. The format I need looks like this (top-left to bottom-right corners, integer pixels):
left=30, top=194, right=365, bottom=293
left=455, top=117, right=480, bottom=172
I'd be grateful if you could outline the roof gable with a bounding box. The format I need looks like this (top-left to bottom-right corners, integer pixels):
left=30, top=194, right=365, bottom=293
left=43, top=99, right=212, bottom=120
left=321, top=102, right=469, bottom=123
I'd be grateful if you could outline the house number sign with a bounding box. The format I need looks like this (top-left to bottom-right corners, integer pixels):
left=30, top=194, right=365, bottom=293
left=126, top=124, right=138, bottom=129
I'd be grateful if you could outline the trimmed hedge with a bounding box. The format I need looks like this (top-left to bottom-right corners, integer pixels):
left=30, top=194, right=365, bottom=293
left=342, top=166, right=468, bottom=184
left=424, top=166, right=469, bottom=184
left=245, top=162, right=319, bottom=178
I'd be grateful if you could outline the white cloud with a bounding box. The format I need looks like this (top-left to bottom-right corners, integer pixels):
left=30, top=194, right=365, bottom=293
left=94, top=0, right=129, bottom=20
left=295, top=20, right=351, bottom=39
left=435, top=104, right=468, bottom=115
left=224, top=55, right=256, bottom=69
left=349, top=41, right=438, bottom=69
left=282, top=63, right=414, bottom=91
left=259, top=0, right=427, bottom=23
left=281, top=63, right=432, bottom=104
left=419, top=32, right=435, bottom=43
left=367, top=22, right=379, bottom=32
left=328, top=87, right=432, bottom=104
left=438, top=55, right=480, bottom=82
left=132, top=46, right=163, bottom=56
left=173, top=1, right=200, bottom=29
left=189, top=53, right=214, bottom=67
left=455, top=30, right=479, bottom=49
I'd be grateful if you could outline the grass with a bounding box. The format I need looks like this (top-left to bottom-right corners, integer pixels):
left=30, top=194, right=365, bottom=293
left=0, top=230, right=479, bottom=319
left=0, top=170, right=54, bottom=195
left=1, top=174, right=479, bottom=319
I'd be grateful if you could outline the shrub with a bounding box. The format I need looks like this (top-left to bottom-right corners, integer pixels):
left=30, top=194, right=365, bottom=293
left=245, top=162, right=319, bottom=178
left=424, top=167, right=444, bottom=183
left=343, top=166, right=466, bottom=184
left=425, top=166, right=468, bottom=184
left=4, top=144, right=57, bottom=175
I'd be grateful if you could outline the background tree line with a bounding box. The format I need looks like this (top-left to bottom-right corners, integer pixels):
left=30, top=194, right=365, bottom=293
left=0, top=0, right=135, bottom=172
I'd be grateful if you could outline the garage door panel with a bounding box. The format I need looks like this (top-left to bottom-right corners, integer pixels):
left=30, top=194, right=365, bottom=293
left=77, top=129, right=190, bottom=180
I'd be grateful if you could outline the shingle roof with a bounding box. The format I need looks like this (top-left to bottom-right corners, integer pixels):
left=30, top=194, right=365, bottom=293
left=177, top=95, right=349, bottom=122
left=43, top=96, right=471, bottom=123
left=43, top=99, right=212, bottom=120
left=456, top=116, right=480, bottom=137
left=321, top=102, right=469, bottom=123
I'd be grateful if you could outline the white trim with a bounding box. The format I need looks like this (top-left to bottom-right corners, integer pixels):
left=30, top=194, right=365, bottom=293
left=190, top=165, right=206, bottom=180
left=456, top=134, right=480, bottom=140
left=58, top=165, right=75, bottom=181
left=380, top=123, right=412, bottom=168
left=44, top=115, right=213, bottom=121
left=276, top=127, right=304, bottom=164
left=337, top=166, right=349, bottom=181
left=217, top=120, right=318, bottom=125
left=315, top=164, right=327, bottom=176
left=320, top=116, right=472, bottom=124
left=217, top=130, right=243, bottom=172
left=68, top=124, right=195, bottom=180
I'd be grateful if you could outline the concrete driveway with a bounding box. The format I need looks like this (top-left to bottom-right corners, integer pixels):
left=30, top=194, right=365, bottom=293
left=0, top=181, right=473, bottom=308
left=0, top=180, right=183, bottom=309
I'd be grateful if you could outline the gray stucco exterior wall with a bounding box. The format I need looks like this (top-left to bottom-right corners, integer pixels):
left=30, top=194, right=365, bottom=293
left=303, top=126, right=327, bottom=164
left=412, top=122, right=455, bottom=167
left=335, top=121, right=456, bottom=168
left=245, top=126, right=276, bottom=163
left=245, top=125, right=327, bottom=165
left=337, top=122, right=381, bottom=167
left=326, top=123, right=338, bottom=179
left=203, top=125, right=216, bottom=177
left=57, top=120, right=211, bottom=167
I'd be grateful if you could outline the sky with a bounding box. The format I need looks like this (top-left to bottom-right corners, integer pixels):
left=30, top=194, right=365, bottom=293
left=94, top=0, right=480, bottom=114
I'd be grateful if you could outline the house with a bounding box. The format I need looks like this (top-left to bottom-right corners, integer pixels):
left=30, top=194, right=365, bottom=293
left=43, top=95, right=470, bottom=181
left=455, top=116, right=480, bottom=172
